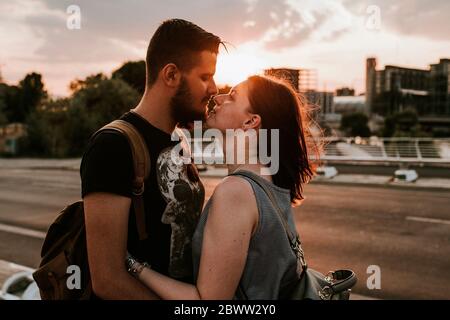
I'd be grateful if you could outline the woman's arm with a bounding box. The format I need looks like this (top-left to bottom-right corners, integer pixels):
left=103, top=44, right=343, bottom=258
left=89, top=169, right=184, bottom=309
left=132, top=176, right=258, bottom=300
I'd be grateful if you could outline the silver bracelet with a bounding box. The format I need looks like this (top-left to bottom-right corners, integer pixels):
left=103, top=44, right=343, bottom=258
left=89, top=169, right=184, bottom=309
left=126, top=256, right=150, bottom=278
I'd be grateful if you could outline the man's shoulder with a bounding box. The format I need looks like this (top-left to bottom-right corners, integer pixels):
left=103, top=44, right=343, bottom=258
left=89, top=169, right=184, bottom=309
left=87, top=130, right=131, bottom=155
left=80, top=129, right=133, bottom=174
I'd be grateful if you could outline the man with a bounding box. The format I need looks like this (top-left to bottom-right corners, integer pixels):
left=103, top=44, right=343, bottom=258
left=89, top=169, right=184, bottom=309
left=81, top=19, right=222, bottom=299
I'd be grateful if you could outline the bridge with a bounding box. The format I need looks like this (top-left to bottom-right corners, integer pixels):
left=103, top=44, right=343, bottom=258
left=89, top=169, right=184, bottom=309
left=189, top=137, right=450, bottom=165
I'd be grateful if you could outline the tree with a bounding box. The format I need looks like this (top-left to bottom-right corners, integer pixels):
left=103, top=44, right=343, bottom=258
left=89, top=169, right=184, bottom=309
left=65, top=73, right=140, bottom=156
left=12, top=73, right=48, bottom=122
left=19, top=73, right=140, bottom=157
left=70, top=73, right=140, bottom=126
left=18, top=98, right=72, bottom=157
left=112, top=60, right=146, bottom=96
left=340, top=112, right=371, bottom=137
left=382, top=109, right=429, bottom=137
left=0, top=83, right=20, bottom=123
left=0, top=100, right=7, bottom=126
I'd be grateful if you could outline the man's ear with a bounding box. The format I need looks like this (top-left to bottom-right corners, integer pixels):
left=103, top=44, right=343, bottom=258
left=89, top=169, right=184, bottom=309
left=243, top=114, right=261, bottom=130
left=161, top=63, right=181, bottom=88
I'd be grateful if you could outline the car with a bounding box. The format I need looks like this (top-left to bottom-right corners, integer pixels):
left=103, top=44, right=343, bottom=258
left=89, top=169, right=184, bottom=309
left=0, top=271, right=40, bottom=300
left=394, top=169, right=418, bottom=183
left=315, top=166, right=338, bottom=179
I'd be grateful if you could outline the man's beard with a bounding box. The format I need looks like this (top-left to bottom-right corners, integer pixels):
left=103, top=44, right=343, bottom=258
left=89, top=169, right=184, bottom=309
left=170, top=77, right=208, bottom=129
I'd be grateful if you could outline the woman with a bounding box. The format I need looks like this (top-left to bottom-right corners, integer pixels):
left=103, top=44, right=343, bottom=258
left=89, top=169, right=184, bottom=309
left=126, top=75, right=318, bottom=299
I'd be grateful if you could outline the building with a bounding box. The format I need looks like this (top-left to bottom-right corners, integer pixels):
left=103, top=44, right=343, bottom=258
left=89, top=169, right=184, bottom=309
left=333, top=95, right=366, bottom=114
left=429, top=59, right=450, bottom=117
left=303, top=91, right=334, bottom=115
left=365, top=58, right=377, bottom=115
left=367, top=58, right=429, bottom=116
left=366, top=57, right=450, bottom=117
left=264, top=68, right=333, bottom=115
left=366, top=57, right=450, bottom=136
left=298, top=69, right=318, bottom=93
left=0, top=123, right=26, bottom=155
left=336, top=87, right=355, bottom=96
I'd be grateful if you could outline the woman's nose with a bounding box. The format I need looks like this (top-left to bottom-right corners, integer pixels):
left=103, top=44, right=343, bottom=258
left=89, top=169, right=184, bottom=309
left=213, top=94, right=228, bottom=106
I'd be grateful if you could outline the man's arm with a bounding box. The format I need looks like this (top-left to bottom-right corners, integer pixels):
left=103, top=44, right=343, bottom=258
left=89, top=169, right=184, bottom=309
left=83, top=192, right=159, bottom=300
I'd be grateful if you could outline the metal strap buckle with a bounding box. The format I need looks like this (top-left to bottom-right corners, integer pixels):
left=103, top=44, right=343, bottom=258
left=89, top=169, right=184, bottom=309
left=291, top=236, right=307, bottom=268
left=132, top=184, right=144, bottom=196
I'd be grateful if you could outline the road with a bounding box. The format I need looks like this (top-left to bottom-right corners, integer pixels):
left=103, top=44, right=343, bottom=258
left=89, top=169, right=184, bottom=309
left=0, top=167, right=449, bottom=299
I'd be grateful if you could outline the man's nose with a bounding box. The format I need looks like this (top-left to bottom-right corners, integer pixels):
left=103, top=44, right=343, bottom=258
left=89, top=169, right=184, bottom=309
left=207, top=79, right=218, bottom=96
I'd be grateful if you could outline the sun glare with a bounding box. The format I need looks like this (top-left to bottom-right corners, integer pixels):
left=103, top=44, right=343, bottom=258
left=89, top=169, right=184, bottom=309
left=214, top=47, right=266, bottom=87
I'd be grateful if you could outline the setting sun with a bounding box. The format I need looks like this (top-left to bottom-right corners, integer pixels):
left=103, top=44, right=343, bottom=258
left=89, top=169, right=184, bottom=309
left=214, top=46, right=267, bottom=87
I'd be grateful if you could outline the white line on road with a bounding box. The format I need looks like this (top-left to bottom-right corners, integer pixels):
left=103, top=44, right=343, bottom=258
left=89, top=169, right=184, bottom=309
left=0, top=223, right=46, bottom=239
left=406, top=216, right=450, bottom=226
left=350, top=293, right=380, bottom=300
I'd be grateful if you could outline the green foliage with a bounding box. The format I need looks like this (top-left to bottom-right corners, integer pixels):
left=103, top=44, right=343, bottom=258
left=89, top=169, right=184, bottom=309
left=18, top=72, right=140, bottom=157
left=0, top=99, right=7, bottom=126
left=19, top=104, right=69, bottom=157
left=112, top=60, right=146, bottom=96
left=16, top=73, right=48, bottom=122
left=71, top=73, right=140, bottom=125
left=382, top=109, right=430, bottom=137
left=0, top=83, right=20, bottom=123
left=340, top=112, right=371, bottom=137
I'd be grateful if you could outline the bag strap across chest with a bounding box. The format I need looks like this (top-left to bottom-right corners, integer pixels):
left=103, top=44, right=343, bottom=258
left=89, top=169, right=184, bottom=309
left=229, top=170, right=307, bottom=269
left=92, top=119, right=150, bottom=241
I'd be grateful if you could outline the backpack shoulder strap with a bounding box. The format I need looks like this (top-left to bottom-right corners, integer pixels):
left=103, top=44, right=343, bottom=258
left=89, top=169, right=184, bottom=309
left=93, top=119, right=150, bottom=241
left=229, top=170, right=307, bottom=269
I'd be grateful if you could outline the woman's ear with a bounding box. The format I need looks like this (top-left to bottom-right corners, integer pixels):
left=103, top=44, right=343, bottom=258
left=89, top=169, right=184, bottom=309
left=243, top=114, right=261, bottom=130
left=161, top=63, right=181, bottom=88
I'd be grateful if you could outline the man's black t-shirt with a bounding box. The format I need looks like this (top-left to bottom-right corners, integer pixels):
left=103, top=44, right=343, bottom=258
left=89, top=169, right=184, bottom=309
left=80, top=111, right=205, bottom=281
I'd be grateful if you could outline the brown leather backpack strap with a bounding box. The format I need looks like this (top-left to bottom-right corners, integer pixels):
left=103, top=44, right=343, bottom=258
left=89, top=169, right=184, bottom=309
left=94, top=120, right=150, bottom=241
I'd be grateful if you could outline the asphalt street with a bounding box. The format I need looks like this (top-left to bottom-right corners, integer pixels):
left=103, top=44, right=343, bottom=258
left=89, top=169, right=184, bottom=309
left=0, top=167, right=449, bottom=299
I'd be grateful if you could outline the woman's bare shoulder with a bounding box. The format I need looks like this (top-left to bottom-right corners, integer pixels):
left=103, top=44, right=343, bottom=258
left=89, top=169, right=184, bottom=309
left=213, top=175, right=254, bottom=201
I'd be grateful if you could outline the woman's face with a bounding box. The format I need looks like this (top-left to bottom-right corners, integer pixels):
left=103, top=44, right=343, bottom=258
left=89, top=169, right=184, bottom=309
left=206, top=80, right=253, bottom=132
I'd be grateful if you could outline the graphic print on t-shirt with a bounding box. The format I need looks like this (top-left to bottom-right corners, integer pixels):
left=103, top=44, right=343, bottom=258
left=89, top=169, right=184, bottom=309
left=156, top=130, right=205, bottom=279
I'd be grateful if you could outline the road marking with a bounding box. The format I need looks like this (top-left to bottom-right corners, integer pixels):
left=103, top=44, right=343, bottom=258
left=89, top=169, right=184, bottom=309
left=0, top=223, right=46, bottom=239
left=350, top=293, right=380, bottom=300
left=406, top=216, right=450, bottom=226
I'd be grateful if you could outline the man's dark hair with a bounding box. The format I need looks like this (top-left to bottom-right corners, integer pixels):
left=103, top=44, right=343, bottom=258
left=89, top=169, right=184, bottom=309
left=146, top=19, right=222, bottom=86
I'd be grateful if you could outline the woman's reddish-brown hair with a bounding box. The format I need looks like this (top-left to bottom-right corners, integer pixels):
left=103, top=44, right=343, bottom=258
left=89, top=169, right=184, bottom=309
left=247, top=75, right=319, bottom=206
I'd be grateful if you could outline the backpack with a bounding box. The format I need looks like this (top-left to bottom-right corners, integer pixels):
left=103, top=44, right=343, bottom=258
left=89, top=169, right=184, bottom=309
left=32, top=119, right=150, bottom=300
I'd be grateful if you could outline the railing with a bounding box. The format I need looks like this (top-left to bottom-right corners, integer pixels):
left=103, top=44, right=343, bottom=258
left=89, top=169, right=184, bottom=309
left=188, top=137, right=450, bottom=164
left=320, top=137, right=450, bottom=164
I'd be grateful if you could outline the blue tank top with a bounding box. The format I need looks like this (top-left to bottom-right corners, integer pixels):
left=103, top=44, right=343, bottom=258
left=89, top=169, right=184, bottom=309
left=191, top=170, right=302, bottom=299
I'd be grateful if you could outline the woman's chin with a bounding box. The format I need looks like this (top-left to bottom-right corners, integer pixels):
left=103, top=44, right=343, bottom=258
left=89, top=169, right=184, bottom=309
left=205, top=117, right=216, bottom=129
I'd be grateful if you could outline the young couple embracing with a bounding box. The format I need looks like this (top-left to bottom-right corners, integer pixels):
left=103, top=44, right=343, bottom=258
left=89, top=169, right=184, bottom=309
left=80, top=18, right=316, bottom=300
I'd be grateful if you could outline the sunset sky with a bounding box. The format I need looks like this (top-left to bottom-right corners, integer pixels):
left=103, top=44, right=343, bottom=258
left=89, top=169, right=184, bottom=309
left=1, top=0, right=449, bottom=97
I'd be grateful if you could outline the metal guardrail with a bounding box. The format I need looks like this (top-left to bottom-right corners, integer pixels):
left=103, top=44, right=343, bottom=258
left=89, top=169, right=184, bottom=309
left=320, top=137, right=450, bottom=164
left=189, top=137, right=450, bottom=164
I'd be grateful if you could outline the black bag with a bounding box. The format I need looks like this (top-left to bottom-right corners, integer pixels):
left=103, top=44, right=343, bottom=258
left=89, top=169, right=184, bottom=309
left=32, top=120, right=150, bottom=300
left=230, top=171, right=357, bottom=300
